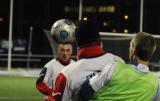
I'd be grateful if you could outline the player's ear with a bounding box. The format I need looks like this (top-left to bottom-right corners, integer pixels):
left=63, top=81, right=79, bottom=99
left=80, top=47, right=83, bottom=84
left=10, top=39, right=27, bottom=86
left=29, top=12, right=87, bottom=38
left=132, top=47, right=136, bottom=55
left=131, top=47, right=136, bottom=60
left=131, top=47, right=135, bottom=55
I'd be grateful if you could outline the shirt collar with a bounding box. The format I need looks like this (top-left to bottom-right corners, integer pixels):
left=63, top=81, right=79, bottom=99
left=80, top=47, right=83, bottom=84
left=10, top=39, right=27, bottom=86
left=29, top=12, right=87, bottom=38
left=132, top=64, right=150, bottom=73
left=77, top=44, right=104, bottom=60
left=56, top=58, right=71, bottom=66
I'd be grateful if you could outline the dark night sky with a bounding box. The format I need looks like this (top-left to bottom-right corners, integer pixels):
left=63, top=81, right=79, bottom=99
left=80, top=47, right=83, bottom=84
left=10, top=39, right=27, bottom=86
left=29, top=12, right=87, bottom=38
left=0, top=0, right=160, bottom=65
left=0, top=0, right=160, bottom=37
left=0, top=0, right=160, bottom=42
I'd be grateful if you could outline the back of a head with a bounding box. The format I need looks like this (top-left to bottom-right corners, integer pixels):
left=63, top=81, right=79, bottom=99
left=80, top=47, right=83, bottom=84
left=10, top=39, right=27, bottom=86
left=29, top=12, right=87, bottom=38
left=75, top=20, right=101, bottom=48
left=133, top=32, right=156, bottom=61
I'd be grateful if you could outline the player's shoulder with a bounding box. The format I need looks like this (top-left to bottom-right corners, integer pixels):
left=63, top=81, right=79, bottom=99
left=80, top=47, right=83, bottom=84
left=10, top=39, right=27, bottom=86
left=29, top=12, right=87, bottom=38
left=104, top=53, right=125, bottom=63
left=44, top=58, right=58, bottom=68
left=104, top=53, right=119, bottom=58
left=70, top=59, right=76, bottom=63
left=61, top=60, right=83, bottom=76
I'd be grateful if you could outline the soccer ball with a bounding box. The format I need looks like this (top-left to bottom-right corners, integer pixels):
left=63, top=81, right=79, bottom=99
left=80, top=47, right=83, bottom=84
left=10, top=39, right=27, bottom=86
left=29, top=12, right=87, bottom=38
left=50, top=19, right=76, bottom=43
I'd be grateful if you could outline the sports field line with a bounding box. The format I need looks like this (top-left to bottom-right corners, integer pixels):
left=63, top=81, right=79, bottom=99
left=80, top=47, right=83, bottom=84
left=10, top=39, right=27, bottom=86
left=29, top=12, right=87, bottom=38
left=0, top=96, right=43, bottom=100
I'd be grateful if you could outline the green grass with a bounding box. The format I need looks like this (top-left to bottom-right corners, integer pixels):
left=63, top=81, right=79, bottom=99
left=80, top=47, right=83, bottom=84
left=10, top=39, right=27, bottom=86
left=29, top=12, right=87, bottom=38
left=0, top=75, right=159, bottom=101
left=0, top=75, right=44, bottom=101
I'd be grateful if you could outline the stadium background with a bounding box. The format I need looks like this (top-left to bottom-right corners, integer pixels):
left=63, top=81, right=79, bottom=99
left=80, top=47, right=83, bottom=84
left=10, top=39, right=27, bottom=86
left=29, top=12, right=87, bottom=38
left=0, top=0, right=160, bottom=101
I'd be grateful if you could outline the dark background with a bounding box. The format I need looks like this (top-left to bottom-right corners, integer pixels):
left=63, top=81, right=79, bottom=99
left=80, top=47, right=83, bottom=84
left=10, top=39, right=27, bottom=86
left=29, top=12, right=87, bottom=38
left=1, top=0, right=160, bottom=39
left=0, top=0, right=160, bottom=68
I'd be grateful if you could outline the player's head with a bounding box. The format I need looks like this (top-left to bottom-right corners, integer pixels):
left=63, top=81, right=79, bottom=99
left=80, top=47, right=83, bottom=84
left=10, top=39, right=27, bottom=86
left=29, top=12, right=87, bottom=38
left=129, top=32, right=156, bottom=62
left=57, top=43, right=73, bottom=63
left=75, top=20, right=101, bottom=48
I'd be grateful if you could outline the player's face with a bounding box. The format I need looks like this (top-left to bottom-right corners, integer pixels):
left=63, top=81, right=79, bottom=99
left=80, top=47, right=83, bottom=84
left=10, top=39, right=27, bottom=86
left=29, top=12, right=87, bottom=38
left=57, top=44, right=73, bottom=63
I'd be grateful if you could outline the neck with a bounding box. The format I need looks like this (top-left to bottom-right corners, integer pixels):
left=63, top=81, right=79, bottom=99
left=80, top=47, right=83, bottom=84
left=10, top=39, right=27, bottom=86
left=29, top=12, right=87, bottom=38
left=137, top=58, right=149, bottom=66
left=56, top=58, right=70, bottom=66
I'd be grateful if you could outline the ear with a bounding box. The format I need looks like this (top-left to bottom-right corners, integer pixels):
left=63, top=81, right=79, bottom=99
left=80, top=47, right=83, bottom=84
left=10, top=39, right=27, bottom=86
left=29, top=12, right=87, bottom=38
left=131, top=47, right=135, bottom=55
left=131, top=47, right=136, bottom=59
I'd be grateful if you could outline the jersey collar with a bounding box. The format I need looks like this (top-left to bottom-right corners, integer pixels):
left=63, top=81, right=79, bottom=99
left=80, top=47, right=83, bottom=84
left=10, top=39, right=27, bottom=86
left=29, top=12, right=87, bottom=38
left=132, top=64, right=150, bottom=73
left=77, top=44, right=104, bottom=60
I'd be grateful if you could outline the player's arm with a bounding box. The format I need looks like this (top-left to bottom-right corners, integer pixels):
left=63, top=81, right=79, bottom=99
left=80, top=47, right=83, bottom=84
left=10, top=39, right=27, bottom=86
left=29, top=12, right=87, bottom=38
left=36, top=67, right=53, bottom=96
left=52, top=73, right=67, bottom=101
left=79, top=62, right=116, bottom=101
left=153, top=79, right=160, bottom=101
left=112, top=54, right=125, bottom=63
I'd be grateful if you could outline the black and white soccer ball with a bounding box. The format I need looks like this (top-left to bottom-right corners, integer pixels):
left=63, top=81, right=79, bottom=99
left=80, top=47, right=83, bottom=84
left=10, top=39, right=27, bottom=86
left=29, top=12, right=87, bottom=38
left=51, top=19, right=76, bottom=43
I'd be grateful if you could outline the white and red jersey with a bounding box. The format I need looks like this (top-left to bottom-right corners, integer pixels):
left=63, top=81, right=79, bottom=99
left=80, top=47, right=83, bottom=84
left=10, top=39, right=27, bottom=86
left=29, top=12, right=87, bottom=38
left=36, top=59, right=75, bottom=96
left=43, top=59, right=75, bottom=88
left=54, top=53, right=124, bottom=101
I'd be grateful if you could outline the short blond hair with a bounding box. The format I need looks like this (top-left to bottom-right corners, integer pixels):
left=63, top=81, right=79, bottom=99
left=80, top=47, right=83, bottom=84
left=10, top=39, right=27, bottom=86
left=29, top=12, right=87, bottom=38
left=131, top=32, right=156, bottom=61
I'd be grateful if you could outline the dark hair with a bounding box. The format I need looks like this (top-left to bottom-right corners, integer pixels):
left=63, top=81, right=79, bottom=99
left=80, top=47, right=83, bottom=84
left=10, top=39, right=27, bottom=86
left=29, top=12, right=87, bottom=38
left=75, top=20, right=101, bottom=48
left=56, top=43, right=72, bottom=51
left=132, top=32, right=156, bottom=61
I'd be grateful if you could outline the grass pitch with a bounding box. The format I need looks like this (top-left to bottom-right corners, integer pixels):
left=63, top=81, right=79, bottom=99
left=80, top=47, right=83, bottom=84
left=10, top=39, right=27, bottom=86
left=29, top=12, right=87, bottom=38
left=0, top=75, right=159, bottom=101
left=0, top=75, right=44, bottom=101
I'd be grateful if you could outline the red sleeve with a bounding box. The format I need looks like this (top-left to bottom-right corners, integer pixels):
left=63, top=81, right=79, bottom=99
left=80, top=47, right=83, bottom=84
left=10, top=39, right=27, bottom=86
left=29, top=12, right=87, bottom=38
left=36, top=82, right=53, bottom=96
left=36, top=67, right=53, bottom=96
left=53, top=73, right=67, bottom=101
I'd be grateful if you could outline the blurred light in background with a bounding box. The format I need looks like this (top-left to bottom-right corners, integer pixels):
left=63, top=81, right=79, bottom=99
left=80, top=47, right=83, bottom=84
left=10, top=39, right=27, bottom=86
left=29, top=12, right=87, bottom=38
left=99, top=6, right=115, bottom=13
left=83, top=17, right=88, bottom=20
left=124, top=29, right=128, bottom=33
left=0, top=17, right=3, bottom=22
left=124, top=14, right=129, bottom=20
left=103, top=22, right=108, bottom=26
left=112, top=29, right=117, bottom=33
left=64, top=6, right=71, bottom=13
left=85, top=6, right=96, bottom=13
left=64, top=6, right=115, bottom=13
